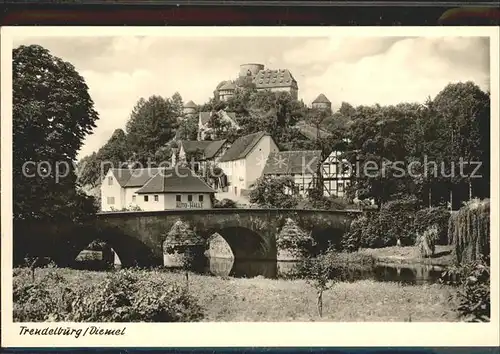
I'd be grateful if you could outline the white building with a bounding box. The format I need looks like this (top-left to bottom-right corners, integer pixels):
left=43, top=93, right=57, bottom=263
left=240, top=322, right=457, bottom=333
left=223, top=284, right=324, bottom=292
left=100, top=167, right=216, bottom=212
left=218, top=131, right=279, bottom=198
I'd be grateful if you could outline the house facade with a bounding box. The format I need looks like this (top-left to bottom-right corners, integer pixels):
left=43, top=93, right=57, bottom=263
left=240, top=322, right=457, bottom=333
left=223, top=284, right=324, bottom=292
left=100, top=167, right=215, bottom=212
left=321, top=150, right=352, bottom=198
left=218, top=131, right=279, bottom=197
left=262, top=150, right=323, bottom=197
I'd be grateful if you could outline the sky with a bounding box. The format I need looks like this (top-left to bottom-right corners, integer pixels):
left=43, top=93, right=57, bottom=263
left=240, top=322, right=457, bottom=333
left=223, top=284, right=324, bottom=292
left=12, top=35, right=490, bottom=159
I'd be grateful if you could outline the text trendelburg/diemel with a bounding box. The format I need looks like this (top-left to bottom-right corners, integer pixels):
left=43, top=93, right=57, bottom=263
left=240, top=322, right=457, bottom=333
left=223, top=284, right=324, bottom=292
left=19, top=325, right=126, bottom=338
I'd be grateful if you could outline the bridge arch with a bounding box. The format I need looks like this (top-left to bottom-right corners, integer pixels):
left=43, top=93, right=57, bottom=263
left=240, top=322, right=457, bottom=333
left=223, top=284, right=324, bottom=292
left=201, top=226, right=270, bottom=260
left=311, top=226, right=345, bottom=254
left=59, top=224, right=160, bottom=268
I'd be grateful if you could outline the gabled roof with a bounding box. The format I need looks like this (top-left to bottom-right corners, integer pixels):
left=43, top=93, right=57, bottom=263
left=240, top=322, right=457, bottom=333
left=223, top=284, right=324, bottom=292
left=219, top=131, right=268, bottom=162
left=136, top=167, right=215, bottom=194
left=179, top=139, right=227, bottom=159
left=262, top=150, right=322, bottom=175
left=253, top=69, right=297, bottom=89
left=219, top=81, right=236, bottom=91
left=110, top=168, right=133, bottom=187
left=199, top=112, right=212, bottom=126
left=312, top=93, right=331, bottom=104
left=125, top=168, right=163, bottom=188
left=184, top=100, right=197, bottom=108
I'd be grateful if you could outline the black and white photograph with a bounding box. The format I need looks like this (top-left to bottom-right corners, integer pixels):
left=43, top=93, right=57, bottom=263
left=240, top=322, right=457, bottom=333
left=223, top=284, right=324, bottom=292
left=1, top=27, right=498, bottom=347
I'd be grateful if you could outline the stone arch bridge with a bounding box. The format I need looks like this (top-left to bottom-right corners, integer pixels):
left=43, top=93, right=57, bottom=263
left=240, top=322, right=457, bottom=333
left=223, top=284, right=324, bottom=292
left=13, top=208, right=361, bottom=268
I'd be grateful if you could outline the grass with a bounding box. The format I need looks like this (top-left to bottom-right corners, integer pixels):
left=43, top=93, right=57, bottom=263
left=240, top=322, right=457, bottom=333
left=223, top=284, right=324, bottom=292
left=14, top=267, right=459, bottom=322
left=355, top=245, right=455, bottom=267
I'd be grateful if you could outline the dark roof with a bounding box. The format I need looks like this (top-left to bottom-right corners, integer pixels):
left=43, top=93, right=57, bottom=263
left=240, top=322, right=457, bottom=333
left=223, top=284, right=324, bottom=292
left=204, top=140, right=227, bottom=159
left=199, top=111, right=212, bottom=125
left=110, top=168, right=133, bottom=187
left=253, top=69, right=297, bottom=89
left=180, top=139, right=227, bottom=159
left=219, top=131, right=268, bottom=162
left=262, top=150, right=322, bottom=175
left=184, top=100, right=197, bottom=108
left=295, top=121, right=331, bottom=141
left=125, top=168, right=163, bottom=188
left=312, top=93, right=331, bottom=104
left=216, top=80, right=230, bottom=90
left=136, top=167, right=215, bottom=194
left=219, top=81, right=236, bottom=91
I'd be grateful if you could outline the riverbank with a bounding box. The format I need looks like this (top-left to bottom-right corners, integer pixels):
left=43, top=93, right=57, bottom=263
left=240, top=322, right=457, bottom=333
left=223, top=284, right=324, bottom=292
left=353, top=245, right=454, bottom=267
left=13, top=267, right=459, bottom=322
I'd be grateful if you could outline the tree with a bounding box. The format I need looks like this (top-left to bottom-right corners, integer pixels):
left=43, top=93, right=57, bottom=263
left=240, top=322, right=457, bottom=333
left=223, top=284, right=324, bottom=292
left=13, top=44, right=98, bottom=222
left=126, top=95, right=179, bottom=166
left=249, top=176, right=299, bottom=208
left=176, top=114, right=199, bottom=141
left=171, top=91, right=184, bottom=118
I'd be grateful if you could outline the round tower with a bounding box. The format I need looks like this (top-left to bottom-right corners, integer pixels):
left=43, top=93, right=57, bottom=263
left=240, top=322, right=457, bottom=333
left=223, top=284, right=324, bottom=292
left=239, top=63, right=265, bottom=78
left=183, top=100, right=197, bottom=118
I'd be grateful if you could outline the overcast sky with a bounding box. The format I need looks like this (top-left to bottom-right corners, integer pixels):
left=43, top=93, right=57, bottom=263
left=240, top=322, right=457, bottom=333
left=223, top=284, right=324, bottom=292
left=12, top=36, right=490, bottom=159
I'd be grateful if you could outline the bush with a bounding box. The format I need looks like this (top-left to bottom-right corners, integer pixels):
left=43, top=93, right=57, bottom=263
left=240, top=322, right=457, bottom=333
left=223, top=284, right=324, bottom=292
left=276, top=218, right=313, bottom=257
left=414, top=207, right=450, bottom=245
left=340, top=215, right=368, bottom=252
left=448, top=198, right=490, bottom=264
left=13, top=269, right=204, bottom=322
left=415, top=224, right=439, bottom=258
left=441, top=257, right=490, bottom=322
left=213, top=198, right=237, bottom=208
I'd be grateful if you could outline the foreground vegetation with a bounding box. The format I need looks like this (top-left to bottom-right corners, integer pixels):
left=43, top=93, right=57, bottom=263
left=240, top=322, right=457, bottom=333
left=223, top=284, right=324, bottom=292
left=13, top=267, right=459, bottom=322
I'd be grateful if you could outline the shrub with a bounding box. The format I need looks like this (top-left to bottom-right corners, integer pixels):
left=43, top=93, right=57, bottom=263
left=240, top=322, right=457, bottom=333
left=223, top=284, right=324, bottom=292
left=448, top=198, right=490, bottom=264
left=441, top=257, right=490, bottom=322
left=13, top=269, right=205, bottom=322
left=379, top=197, right=421, bottom=246
left=213, top=198, right=237, bottom=208
left=415, top=224, right=439, bottom=258
left=414, top=207, right=450, bottom=245
left=340, top=215, right=368, bottom=252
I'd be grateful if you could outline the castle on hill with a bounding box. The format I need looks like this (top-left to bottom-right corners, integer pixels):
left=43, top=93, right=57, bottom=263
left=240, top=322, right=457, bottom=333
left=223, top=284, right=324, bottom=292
left=182, top=62, right=332, bottom=119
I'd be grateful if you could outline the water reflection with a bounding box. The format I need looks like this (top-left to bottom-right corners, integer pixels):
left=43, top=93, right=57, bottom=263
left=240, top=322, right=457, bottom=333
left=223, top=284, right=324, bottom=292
left=206, top=257, right=445, bottom=285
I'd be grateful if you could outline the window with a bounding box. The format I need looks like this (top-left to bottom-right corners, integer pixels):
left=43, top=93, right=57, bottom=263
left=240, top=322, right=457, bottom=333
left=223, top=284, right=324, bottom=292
left=176, top=195, right=181, bottom=202
left=199, top=195, right=204, bottom=202
left=132, top=195, right=136, bottom=202
left=154, top=195, right=159, bottom=202
left=107, top=197, right=115, bottom=205
left=144, top=195, right=149, bottom=202
left=188, top=195, right=193, bottom=202
left=338, top=182, right=344, bottom=193
left=108, top=176, right=113, bottom=185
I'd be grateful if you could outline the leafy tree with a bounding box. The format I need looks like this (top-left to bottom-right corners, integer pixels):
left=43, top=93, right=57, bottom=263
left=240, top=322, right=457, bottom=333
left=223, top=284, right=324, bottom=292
left=249, top=176, right=299, bottom=208
left=126, top=95, right=179, bottom=166
left=13, top=44, right=98, bottom=222
left=176, top=114, right=199, bottom=141
left=171, top=91, right=184, bottom=118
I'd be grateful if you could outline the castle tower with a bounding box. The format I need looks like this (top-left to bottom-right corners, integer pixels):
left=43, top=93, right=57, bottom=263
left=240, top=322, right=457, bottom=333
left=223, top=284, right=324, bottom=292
left=239, top=63, right=265, bottom=78
left=183, top=100, right=197, bottom=118
left=312, top=94, right=331, bottom=111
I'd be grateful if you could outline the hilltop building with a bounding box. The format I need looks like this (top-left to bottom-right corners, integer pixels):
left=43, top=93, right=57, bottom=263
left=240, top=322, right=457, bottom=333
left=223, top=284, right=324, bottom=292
left=183, top=100, right=198, bottom=118
left=312, top=93, right=332, bottom=112
left=214, top=63, right=299, bottom=101
left=101, top=167, right=215, bottom=211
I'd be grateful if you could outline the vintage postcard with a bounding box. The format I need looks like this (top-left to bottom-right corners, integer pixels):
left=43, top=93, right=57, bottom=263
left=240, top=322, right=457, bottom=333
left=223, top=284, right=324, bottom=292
left=1, top=26, right=499, bottom=347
